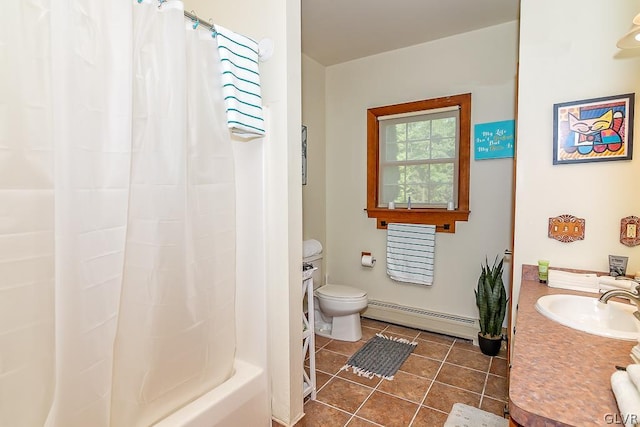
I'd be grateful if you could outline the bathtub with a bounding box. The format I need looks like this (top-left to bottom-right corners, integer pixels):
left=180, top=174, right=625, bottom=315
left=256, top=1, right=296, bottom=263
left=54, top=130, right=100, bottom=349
left=153, top=359, right=269, bottom=427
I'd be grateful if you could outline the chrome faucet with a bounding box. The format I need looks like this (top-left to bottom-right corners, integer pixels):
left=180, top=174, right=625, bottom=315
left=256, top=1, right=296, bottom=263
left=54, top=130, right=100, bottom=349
left=599, top=284, right=640, bottom=321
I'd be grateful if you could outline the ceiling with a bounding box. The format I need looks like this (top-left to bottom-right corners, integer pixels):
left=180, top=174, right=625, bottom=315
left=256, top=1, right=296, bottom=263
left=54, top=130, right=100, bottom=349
left=301, top=0, right=520, bottom=66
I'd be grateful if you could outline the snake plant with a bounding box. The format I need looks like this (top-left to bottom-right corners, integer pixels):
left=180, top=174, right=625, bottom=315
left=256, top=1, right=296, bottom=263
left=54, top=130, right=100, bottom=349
left=475, top=256, right=508, bottom=338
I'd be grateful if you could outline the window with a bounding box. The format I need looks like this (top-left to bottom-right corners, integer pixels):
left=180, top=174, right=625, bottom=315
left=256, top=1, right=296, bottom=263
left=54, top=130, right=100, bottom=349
left=366, top=94, right=471, bottom=232
left=379, top=108, right=459, bottom=208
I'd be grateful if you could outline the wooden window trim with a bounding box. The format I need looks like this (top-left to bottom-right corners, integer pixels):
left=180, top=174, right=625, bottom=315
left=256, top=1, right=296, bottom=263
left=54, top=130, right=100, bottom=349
left=366, top=93, right=471, bottom=232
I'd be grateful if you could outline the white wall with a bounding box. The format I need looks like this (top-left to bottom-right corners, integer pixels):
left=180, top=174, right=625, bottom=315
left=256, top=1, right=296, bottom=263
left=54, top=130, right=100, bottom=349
left=513, top=0, right=640, bottom=328
left=302, top=55, right=326, bottom=244
left=182, top=1, right=303, bottom=425
left=324, top=22, right=518, bottom=323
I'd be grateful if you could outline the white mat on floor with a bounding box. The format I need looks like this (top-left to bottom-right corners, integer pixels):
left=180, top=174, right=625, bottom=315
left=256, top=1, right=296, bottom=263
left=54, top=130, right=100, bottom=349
left=444, top=403, right=508, bottom=427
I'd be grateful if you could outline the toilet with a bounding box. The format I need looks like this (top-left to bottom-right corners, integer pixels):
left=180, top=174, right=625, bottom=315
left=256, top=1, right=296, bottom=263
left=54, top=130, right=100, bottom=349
left=304, top=253, right=368, bottom=342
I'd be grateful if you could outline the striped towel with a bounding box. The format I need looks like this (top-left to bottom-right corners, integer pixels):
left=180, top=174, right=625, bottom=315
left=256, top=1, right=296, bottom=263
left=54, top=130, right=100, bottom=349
left=386, top=223, right=435, bottom=286
left=214, top=24, right=266, bottom=139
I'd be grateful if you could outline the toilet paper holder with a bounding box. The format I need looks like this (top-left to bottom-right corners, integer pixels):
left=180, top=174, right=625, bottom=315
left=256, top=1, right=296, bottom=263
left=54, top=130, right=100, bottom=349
left=361, top=251, right=376, bottom=268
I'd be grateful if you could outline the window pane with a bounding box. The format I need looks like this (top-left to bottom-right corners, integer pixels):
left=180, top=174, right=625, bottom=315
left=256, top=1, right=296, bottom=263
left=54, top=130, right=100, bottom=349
left=407, top=121, right=430, bottom=141
left=430, top=183, right=453, bottom=204
left=386, top=123, right=406, bottom=142
left=381, top=184, right=401, bottom=204
left=405, top=165, right=429, bottom=204
left=380, top=165, right=402, bottom=204
left=396, top=124, right=407, bottom=142
left=383, top=124, right=407, bottom=161
left=407, top=140, right=429, bottom=160
left=432, top=117, right=456, bottom=137
left=382, top=165, right=403, bottom=186
left=406, top=184, right=429, bottom=204
left=405, top=164, right=428, bottom=185
left=429, top=163, right=454, bottom=204
left=431, top=136, right=455, bottom=159
left=381, top=157, right=455, bottom=205
left=405, top=120, right=431, bottom=161
left=386, top=141, right=405, bottom=161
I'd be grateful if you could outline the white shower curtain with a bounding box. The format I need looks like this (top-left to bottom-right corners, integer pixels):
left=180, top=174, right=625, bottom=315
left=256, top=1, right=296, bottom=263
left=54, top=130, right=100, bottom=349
left=0, top=1, right=236, bottom=426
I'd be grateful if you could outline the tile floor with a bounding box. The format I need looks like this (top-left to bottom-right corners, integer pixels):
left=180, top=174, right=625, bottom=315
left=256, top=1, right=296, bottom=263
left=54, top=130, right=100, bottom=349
left=294, top=318, right=509, bottom=427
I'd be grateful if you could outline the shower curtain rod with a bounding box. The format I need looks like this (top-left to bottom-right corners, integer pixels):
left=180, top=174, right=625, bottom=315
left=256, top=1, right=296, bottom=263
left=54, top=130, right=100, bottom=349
left=182, top=8, right=272, bottom=62
left=184, top=10, right=214, bottom=32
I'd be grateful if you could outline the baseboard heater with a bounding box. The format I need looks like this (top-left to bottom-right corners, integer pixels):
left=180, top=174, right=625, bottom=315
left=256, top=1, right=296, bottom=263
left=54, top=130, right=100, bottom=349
left=363, top=300, right=480, bottom=344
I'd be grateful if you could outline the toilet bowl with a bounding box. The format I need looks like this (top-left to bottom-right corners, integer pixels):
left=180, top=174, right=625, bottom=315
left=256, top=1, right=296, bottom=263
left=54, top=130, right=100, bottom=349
left=314, top=284, right=368, bottom=342
left=303, top=249, right=368, bottom=342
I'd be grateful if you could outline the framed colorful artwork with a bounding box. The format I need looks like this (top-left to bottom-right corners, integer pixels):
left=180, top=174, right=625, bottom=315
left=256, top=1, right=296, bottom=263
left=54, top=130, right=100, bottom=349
left=553, top=93, right=634, bottom=165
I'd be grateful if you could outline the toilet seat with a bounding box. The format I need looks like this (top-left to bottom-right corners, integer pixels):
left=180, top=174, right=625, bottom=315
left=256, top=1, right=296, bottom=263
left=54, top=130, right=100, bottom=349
left=316, top=284, right=367, bottom=302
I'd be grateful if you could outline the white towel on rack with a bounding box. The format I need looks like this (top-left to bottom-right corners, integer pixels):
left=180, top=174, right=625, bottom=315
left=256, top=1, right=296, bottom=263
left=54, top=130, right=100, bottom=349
left=386, top=223, right=435, bottom=286
left=214, top=24, right=265, bottom=139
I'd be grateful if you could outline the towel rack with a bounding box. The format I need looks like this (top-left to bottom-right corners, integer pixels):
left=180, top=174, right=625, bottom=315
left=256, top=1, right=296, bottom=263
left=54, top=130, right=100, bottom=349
left=379, top=220, right=450, bottom=231
left=364, top=207, right=463, bottom=233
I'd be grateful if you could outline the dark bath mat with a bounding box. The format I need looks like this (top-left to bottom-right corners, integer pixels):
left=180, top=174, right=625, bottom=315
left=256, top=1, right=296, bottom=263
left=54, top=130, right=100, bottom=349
left=341, top=333, right=417, bottom=380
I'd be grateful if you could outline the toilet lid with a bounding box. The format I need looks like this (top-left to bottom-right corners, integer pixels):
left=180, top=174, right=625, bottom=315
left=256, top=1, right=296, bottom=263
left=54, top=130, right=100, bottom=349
left=316, top=284, right=366, bottom=299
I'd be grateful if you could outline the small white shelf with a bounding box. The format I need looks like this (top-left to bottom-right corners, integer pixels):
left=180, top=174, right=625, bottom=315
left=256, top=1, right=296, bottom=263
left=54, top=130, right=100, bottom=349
left=302, top=268, right=316, bottom=400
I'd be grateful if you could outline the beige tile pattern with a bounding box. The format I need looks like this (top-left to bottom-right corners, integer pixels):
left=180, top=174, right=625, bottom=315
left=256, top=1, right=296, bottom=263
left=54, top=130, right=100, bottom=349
left=296, top=319, right=509, bottom=426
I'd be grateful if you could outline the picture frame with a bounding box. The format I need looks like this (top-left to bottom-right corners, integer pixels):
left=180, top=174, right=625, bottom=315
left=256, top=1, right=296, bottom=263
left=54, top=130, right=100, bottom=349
left=302, top=125, right=308, bottom=185
left=553, top=93, right=634, bottom=165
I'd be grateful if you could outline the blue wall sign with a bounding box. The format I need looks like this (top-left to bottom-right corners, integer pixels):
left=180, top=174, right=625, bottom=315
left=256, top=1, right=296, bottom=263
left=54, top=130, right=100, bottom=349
left=474, top=120, right=515, bottom=160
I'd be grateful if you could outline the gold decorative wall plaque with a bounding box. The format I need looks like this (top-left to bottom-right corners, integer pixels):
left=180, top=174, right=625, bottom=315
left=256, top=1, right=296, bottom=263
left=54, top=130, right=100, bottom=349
left=620, top=216, right=640, bottom=247
left=548, top=214, right=585, bottom=243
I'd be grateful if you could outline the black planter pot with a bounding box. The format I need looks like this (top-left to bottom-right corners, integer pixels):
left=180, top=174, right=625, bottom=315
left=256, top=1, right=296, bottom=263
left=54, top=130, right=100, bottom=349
left=478, top=333, right=502, bottom=356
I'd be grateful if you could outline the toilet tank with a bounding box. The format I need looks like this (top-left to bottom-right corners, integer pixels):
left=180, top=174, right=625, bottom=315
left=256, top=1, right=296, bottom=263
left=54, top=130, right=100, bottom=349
left=303, top=254, right=323, bottom=289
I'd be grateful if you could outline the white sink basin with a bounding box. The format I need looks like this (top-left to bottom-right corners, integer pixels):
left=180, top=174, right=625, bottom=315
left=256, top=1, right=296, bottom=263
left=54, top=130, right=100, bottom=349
left=535, top=294, right=640, bottom=341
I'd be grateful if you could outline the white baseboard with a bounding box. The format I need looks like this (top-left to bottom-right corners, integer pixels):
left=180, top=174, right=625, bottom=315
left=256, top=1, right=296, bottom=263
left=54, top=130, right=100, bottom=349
left=363, top=300, right=480, bottom=345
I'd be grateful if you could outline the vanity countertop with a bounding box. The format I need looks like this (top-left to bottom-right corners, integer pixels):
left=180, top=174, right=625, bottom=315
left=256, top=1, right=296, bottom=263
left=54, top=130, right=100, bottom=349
left=509, top=278, right=635, bottom=426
